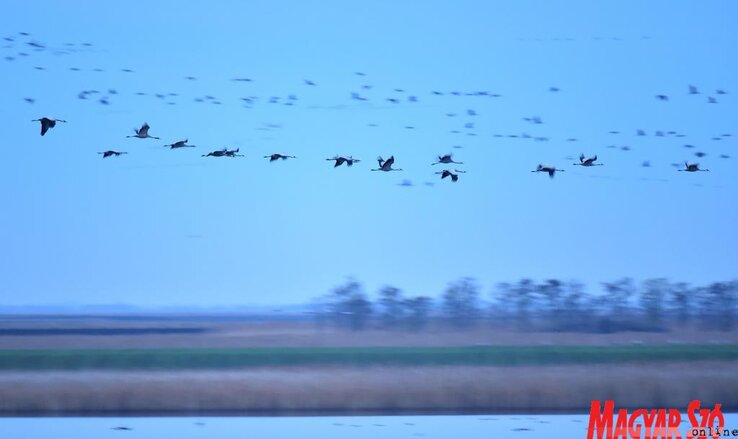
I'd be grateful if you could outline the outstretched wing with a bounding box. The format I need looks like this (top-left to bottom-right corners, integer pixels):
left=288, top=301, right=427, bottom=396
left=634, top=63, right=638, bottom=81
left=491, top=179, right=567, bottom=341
left=139, top=123, right=150, bottom=136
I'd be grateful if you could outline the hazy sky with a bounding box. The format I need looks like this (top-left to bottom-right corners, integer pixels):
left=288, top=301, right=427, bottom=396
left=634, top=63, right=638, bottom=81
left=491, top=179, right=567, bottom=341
left=1, top=1, right=736, bottom=307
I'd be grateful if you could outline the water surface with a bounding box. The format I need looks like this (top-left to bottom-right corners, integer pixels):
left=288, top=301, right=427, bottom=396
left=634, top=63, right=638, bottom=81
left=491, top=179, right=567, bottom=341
left=2, top=414, right=737, bottom=438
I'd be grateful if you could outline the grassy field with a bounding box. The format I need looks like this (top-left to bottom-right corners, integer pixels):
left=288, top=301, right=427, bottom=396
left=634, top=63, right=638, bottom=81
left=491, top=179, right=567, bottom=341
left=2, top=362, right=737, bottom=414
left=2, top=317, right=737, bottom=414
left=1, top=345, right=738, bottom=370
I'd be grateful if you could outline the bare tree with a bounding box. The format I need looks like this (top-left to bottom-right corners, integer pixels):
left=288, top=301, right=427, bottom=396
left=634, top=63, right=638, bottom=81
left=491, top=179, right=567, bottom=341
left=668, top=282, right=692, bottom=324
left=403, top=296, right=433, bottom=330
left=699, top=281, right=738, bottom=331
left=378, top=286, right=404, bottom=329
left=442, top=277, right=481, bottom=329
left=327, top=279, right=372, bottom=331
left=641, top=278, right=668, bottom=327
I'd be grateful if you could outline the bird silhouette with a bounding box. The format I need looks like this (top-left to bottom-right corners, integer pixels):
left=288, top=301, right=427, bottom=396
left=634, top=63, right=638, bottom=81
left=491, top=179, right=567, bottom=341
left=435, top=169, right=466, bottom=182
left=165, top=139, right=194, bottom=149
left=532, top=164, right=565, bottom=178
left=372, top=156, right=402, bottom=171
left=678, top=162, right=709, bottom=172
left=574, top=154, right=603, bottom=167
left=32, top=117, right=66, bottom=136
left=98, top=150, right=127, bottom=158
left=203, top=148, right=241, bottom=157
left=327, top=156, right=360, bottom=167
left=264, top=153, right=296, bottom=162
left=432, top=154, right=463, bottom=165
left=127, top=123, right=159, bottom=139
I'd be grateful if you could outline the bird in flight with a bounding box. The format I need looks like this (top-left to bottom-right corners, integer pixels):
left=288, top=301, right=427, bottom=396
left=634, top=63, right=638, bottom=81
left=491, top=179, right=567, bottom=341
left=98, top=150, right=127, bottom=158
left=573, top=154, right=603, bottom=167
left=532, top=164, right=565, bottom=178
left=32, top=117, right=66, bottom=136
left=326, top=156, right=360, bottom=167
left=165, top=139, right=194, bottom=149
left=678, top=162, right=709, bottom=172
left=127, top=123, right=159, bottom=139
left=372, top=156, right=402, bottom=172
left=203, top=148, right=241, bottom=157
left=435, top=169, right=466, bottom=182
left=264, top=153, right=296, bottom=162
left=432, top=154, right=463, bottom=165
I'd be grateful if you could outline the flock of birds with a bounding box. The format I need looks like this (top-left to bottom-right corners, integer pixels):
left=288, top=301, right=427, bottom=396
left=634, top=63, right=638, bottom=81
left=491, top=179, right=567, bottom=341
left=31, top=117, right=713, bottom=180
left=10, top=30, right=727, bottom=186
left=30, top=118, right=481, bottom=182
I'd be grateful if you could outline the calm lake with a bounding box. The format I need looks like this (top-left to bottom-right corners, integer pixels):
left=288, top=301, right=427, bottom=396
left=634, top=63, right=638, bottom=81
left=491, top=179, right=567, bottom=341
left=1, top=414, right=737, bottom=438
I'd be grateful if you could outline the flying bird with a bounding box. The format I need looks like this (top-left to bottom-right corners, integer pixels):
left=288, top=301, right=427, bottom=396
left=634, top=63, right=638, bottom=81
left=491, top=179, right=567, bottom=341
left=573, top=154, right=603, bottom=167
left=372, top=156, right=402, bottom=172
left=327, top=156, right=360, bottom=167
left=678, top=162, right=709, bottom=172
left=264, top=153, right=296, bottom=162
left=203, top=148, right=241, bottom=157
left=432, top=154, right=463, bottom=165
left=165, top=139, right=194, bottom=149
left=111, top=426, right=132, bottom=431
left=435, top=169, right=466, bottom=182
left=32, top=117, right=66, bottom=136
left=98, top=150, right=127, bottom=158
left=532, top=164, right=565, bottom=178
left=127, top=123, right=159, bottom=139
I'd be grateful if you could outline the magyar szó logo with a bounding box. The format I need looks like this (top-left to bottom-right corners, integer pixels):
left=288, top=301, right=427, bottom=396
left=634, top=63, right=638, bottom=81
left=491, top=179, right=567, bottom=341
left=587, top=400, right=727, bottom=439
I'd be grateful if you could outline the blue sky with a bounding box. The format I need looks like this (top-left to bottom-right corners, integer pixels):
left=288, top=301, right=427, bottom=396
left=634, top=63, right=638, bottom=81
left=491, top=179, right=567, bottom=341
left=1, top=1, right=736, bottom=307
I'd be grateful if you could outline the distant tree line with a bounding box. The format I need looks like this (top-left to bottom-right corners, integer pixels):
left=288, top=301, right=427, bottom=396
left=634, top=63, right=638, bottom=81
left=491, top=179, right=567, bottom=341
left=310, top=277, right=738, bottom=333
